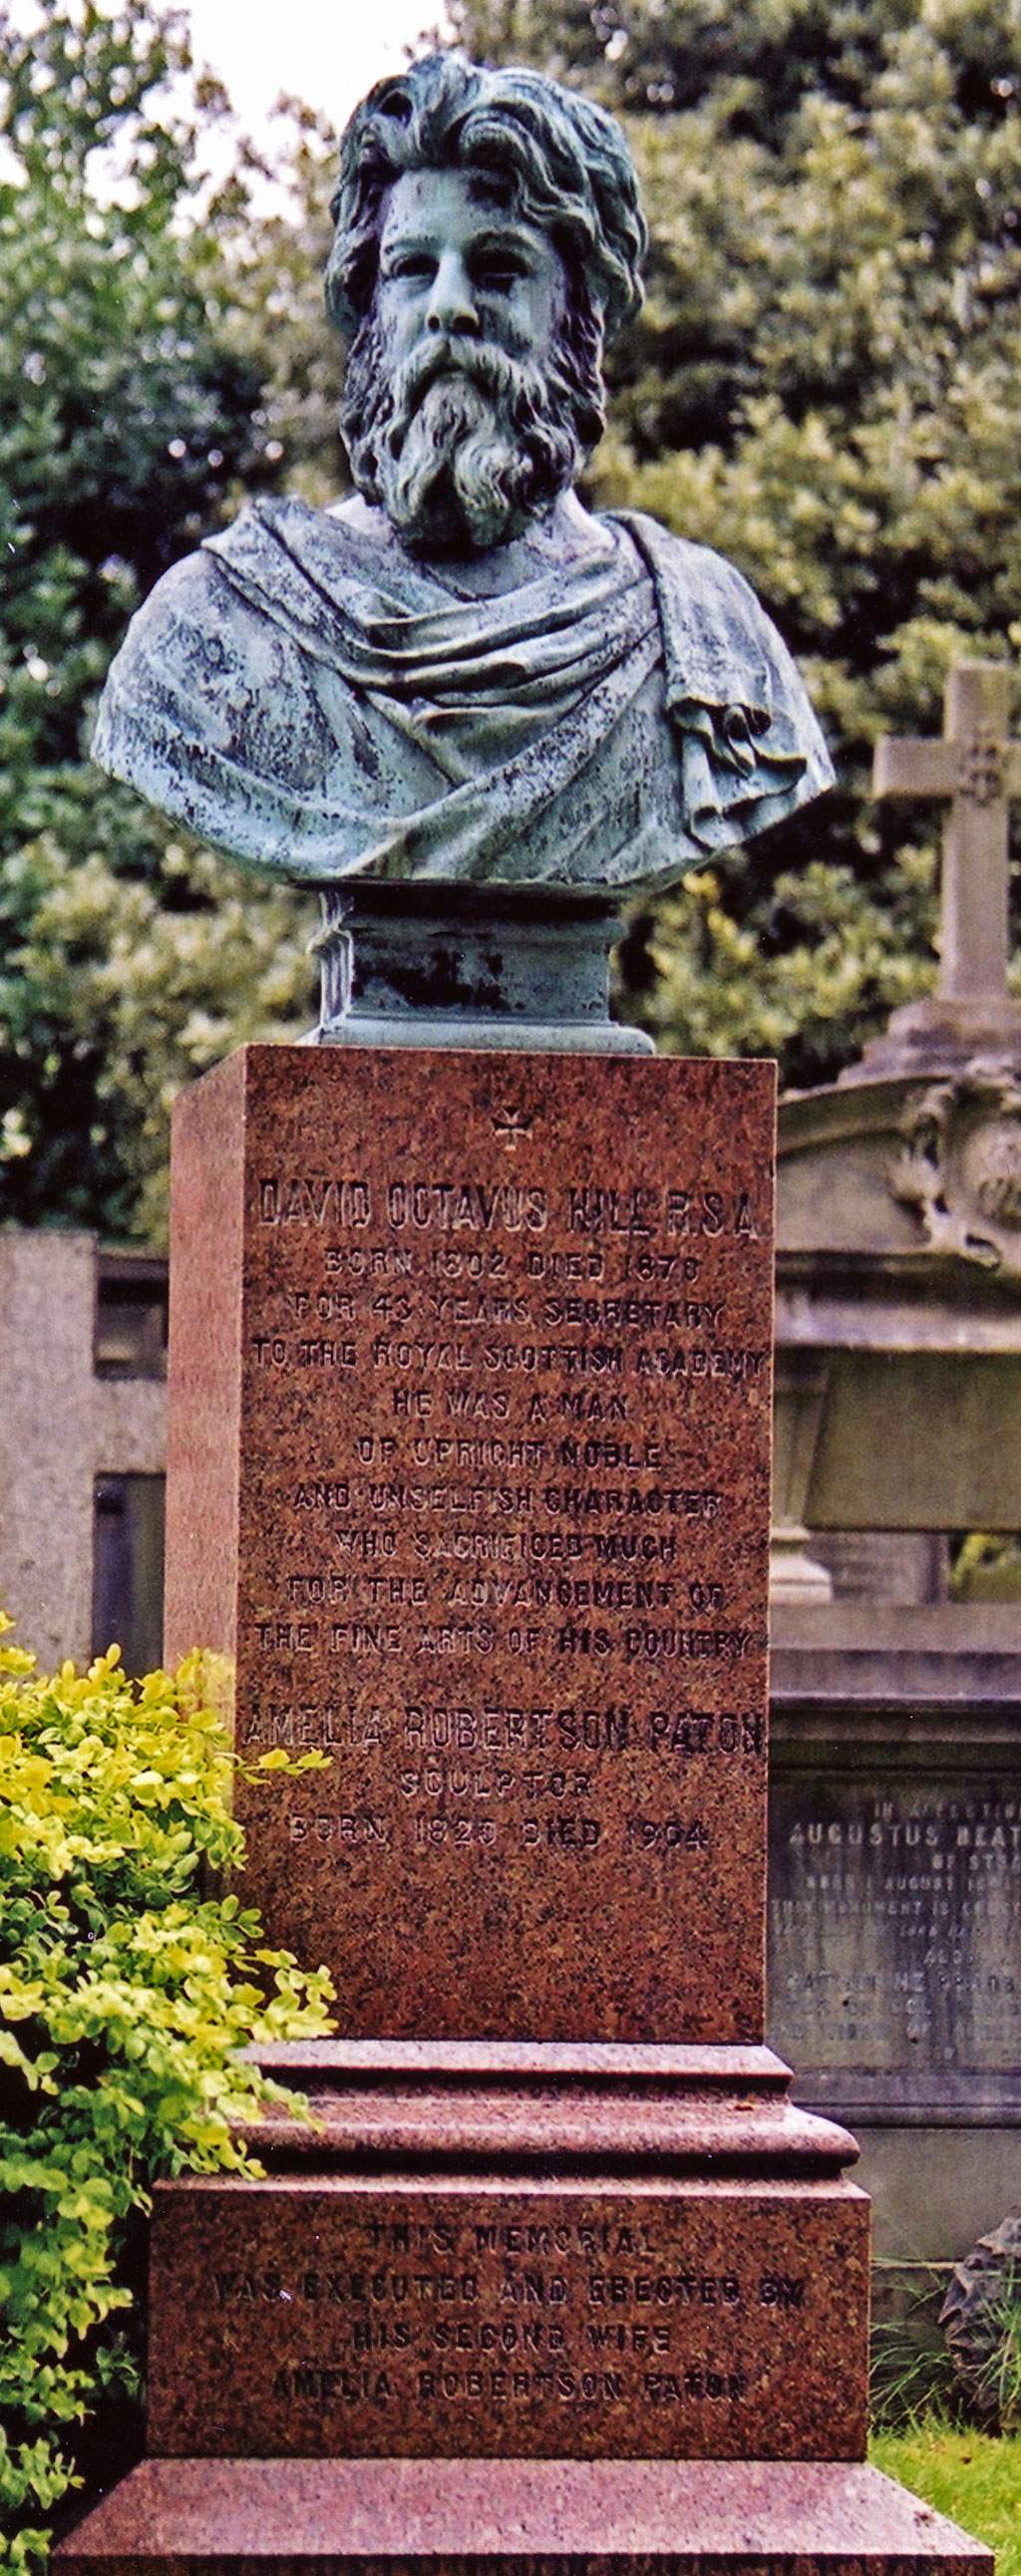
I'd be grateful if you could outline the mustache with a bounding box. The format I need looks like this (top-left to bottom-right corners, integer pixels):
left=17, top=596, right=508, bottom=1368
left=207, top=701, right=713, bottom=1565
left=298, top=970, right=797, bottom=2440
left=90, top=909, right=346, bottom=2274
left=340, top=308, right=600, bottom=547
left=384, top=333, right=537, bottom=453
left=382, top=372, right=530, bottom=549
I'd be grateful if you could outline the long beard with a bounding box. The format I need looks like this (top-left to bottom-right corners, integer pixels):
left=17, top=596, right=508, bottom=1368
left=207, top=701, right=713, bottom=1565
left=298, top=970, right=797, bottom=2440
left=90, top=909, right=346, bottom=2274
left=341, top=326, right=591, bottom=552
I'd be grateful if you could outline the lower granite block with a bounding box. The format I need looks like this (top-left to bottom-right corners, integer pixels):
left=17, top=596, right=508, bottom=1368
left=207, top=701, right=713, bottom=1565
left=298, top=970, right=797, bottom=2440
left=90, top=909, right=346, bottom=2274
left=146, top=2173, right=869, bottom=2462
left=53, top=2456, right=992, bottom=2576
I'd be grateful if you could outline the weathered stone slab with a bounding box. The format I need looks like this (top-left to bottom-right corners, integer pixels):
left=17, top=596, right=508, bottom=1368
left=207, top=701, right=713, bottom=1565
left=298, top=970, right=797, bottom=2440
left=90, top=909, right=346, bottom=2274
left=769, top=1743, right=1021, bottom=2106
left=146, top=2171, right=868, bottom=2461
left=53, top=2454, right=993, bottom=2576
left=0, top=1231, right=166, bottom=1668
left=166, top=1046, right=775, bottom=2041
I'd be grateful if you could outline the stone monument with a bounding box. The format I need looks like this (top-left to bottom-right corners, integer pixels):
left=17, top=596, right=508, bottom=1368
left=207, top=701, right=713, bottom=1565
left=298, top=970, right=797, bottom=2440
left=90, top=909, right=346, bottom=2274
left=768, top=657, right=1021, bottom=2287
left=867, top=660, right=1021, bottom=1078
left=58, top=56, right=987, bottom=2576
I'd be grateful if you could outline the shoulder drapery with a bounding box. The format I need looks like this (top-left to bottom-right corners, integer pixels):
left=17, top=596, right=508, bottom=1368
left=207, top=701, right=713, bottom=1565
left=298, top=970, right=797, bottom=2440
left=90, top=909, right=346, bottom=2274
left=93, top=494, right=833, bottom=889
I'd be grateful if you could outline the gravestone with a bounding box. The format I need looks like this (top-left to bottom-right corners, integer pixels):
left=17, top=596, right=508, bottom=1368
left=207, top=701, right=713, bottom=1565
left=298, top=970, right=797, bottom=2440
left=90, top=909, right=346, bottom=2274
left=0, top=1231, right=166, bottom=1669
left=56, top=1039, right=990, bottom=2569
left=163, top=1046, right=774, bottom=2043
left=865, top=657, right=1021, bottom=1073
left=769, top=656, right=1021, bottom=2274
left=55, top=55, right=985, bottom=2576
left=769, top=1631, right=1021, bottom=2161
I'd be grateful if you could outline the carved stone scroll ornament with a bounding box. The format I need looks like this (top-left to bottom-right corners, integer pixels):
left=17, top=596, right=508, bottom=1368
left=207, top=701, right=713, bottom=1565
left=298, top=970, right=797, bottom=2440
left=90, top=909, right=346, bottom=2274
left=889, top=1061, right=1021, bottom=1281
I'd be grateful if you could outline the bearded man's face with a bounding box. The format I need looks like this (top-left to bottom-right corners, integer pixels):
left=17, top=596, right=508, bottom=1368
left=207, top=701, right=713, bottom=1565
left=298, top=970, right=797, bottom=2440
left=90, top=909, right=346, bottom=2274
left=340, top=167, right=593, bottom=552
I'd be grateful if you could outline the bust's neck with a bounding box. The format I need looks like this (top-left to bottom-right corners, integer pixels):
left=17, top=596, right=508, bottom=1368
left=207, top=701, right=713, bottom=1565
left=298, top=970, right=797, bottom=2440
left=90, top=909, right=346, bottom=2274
left=329, top=489, right=614, bottom=597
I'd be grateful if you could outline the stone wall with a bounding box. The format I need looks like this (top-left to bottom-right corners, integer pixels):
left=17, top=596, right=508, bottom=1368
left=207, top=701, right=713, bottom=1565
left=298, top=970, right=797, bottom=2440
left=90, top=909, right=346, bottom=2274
left=0, top=1230, right=166, bottom=1667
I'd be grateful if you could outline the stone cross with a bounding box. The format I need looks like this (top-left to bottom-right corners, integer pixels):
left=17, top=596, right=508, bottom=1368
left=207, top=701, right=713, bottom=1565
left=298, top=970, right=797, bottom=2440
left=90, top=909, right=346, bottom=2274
left=873, top=660, right=1021, bottom=1001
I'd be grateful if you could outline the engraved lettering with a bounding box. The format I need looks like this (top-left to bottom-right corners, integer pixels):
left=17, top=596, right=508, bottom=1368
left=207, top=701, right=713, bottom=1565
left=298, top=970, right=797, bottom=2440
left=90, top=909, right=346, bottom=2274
left=258, top=1178, right=372, bottom=1228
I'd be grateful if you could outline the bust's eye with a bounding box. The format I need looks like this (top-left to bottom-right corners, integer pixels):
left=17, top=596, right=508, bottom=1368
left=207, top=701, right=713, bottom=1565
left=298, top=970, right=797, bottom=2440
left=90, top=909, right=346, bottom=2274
left=385, top=251, right=437, bottom=282
left=474, top=254, right=527, bottom=291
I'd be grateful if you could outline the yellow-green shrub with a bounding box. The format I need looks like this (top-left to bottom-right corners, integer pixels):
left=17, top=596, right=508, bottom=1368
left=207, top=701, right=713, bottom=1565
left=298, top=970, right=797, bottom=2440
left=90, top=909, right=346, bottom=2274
left=0, top=1618, right=335, bottom=2571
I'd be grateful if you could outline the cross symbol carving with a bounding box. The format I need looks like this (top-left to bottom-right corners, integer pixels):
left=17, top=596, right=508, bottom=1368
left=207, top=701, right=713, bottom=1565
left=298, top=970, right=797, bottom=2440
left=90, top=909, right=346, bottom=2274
left=873, top=662, right=1021, bottom=1002
left=493, top=1106, right=533, bottom=1149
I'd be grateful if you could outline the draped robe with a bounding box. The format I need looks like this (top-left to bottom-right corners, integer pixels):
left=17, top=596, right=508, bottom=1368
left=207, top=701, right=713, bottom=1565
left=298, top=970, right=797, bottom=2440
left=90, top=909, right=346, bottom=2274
left=93, top=495, right=833, bottom=891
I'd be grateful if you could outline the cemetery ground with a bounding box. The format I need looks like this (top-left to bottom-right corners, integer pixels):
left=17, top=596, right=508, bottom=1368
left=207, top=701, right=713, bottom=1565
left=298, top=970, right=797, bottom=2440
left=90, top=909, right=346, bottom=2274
left=869, top=2422, right=1021, bottom=2576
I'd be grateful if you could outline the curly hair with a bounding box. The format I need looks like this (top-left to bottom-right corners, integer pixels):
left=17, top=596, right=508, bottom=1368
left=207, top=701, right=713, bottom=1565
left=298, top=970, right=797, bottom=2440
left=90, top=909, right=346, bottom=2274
left=325, top=52, right=646, bottom=350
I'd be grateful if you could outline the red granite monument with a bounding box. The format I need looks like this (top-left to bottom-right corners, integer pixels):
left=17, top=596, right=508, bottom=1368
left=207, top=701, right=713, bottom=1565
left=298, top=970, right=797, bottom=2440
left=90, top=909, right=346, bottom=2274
left=55, top=1041, right=989, bottom=2576
left=164, top=1047, right=774, bottom=2045
left=58, top=46, right=988, bottom=2576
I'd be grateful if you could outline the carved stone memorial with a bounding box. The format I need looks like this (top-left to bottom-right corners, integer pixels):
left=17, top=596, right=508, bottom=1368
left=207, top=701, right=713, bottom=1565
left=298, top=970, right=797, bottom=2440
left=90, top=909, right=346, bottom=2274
left=767, top=654, right=1021, bottom=2269
left=164, top=1047, right=774, bottom=2042
left=771, top=1753, right=1021, bottom=2102
left=58, top=51, right=987, bottom=2576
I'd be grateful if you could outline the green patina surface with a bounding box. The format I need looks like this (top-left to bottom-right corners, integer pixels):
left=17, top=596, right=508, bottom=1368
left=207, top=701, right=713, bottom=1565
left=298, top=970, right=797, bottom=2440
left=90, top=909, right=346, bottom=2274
left=92, top=55, right=832, bottom=1034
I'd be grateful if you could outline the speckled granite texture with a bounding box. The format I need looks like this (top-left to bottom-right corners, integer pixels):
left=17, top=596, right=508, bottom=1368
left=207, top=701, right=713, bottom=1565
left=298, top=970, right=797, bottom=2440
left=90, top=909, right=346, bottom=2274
left=58, top=1041, right=986, bottom=2576
left=146, top=2171, right=868, bottom=2462
left=53, top=2456, right=991, bottom=2576
left=166, top=1046, right=776, bottom=2041
left=143, top=2044, right=866, bottom=2464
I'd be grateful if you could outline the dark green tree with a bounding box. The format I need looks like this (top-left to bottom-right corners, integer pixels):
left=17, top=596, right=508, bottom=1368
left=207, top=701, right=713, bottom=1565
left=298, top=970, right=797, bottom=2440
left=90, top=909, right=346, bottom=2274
left=223, top=98, right=344, bottom=507
left=0, top=0, right=315, bottom=1240
left=449, top=0, right=1021, bottom=1080
left=11, top=0, right=1021, bottom=1198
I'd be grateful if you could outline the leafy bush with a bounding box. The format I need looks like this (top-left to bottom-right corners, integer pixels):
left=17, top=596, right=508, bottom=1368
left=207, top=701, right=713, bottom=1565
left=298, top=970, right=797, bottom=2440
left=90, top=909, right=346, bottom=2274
left=951, top=1533, right=1021, bottom=1603
left=0, top=1617, right=335, bottom=2571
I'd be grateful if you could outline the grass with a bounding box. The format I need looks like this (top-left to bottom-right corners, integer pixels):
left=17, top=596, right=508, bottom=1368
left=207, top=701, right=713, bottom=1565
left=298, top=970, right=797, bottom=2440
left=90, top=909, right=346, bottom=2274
left=870, top=2416, right=1021, bottom=2574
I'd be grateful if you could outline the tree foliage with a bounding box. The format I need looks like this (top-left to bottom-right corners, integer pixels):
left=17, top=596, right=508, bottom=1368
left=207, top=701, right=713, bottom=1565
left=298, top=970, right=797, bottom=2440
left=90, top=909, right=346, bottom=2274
left=451, top=0, right=1021, bottom=1079
left=7, top=0, right=1021, bottom=1220
left=0, top=0, right=317, bottom=1240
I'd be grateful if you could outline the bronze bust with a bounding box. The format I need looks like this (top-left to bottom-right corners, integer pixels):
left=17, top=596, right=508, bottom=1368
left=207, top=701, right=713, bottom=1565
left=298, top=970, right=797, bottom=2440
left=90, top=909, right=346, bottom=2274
left=94, top=57, right=832, bottom=1039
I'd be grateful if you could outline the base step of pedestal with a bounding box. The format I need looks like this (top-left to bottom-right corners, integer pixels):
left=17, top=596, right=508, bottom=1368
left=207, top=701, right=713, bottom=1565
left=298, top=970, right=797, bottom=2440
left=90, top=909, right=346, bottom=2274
left=55, top=2456, right=990, bottom=2576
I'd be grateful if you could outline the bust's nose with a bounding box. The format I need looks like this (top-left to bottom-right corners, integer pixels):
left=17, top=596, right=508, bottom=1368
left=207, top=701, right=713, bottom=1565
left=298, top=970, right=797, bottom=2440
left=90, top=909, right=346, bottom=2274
left=426, top=248, right=480, bottom=336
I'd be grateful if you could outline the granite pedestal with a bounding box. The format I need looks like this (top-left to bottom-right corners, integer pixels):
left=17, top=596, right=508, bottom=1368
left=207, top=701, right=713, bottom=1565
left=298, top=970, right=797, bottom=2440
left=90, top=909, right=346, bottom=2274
left=163, top=1046, right=774, bottom=2042
left=56, top=1046, right=990, bottom=2576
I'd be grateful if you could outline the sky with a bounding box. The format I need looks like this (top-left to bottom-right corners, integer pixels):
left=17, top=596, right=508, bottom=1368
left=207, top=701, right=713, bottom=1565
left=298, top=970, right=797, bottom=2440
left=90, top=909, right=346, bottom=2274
left=0, top=0, right=451, bottom=202
left=183, top=0, right=451, bottom=144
